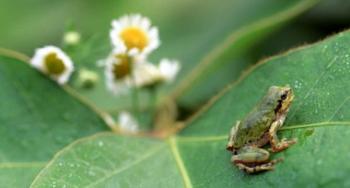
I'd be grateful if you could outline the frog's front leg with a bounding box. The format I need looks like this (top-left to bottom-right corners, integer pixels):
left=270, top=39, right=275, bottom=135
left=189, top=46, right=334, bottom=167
left=226, top=121, right=240, bottom=151
left=269, top=115, right=297, bottom=152
left=231, top=146, right=281, bottom=173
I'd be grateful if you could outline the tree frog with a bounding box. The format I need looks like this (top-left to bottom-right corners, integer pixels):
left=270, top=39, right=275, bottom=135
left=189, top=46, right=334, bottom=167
left=226, top=85, right=297, bottom=173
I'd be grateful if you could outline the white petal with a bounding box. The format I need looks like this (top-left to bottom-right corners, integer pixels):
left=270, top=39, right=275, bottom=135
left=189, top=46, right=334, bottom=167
left=133, top=62, right=162, bottom=87
left=131, top=14, right=142, bottom=26
left=140, top=17, right=151, bottom=30
left=159, top=59, right=180, bottom=82
left=105, top=77, right=130, bottom=95
left=118, top=111, right=139, bottom=132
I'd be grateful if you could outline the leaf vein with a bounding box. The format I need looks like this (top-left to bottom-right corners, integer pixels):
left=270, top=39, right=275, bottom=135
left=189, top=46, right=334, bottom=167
left=289, top=56, right=338, bottom=120
left=85, top=143, right=165, bottom=188
left=0, top=162, right=46, bottom=168
left=328, top=96, right=350, bottom=121
left=167, top=137, right=193, bottom=188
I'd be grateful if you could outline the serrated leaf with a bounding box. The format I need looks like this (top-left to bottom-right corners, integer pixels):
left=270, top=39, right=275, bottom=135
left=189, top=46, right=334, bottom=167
left=0, top=54, right=109, bottom=187
left=31, top=30, right=350, bottom=187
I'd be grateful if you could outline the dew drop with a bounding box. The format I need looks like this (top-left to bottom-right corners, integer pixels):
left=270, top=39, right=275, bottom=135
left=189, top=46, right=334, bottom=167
left=62, top=112, right=74, bottom=121
left=51, top=181, right=57, bottom=188
left=88, top=170, right=96, bottom=177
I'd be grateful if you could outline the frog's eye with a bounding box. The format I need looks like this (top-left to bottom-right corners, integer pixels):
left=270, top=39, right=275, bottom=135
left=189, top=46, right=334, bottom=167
left=281, top=93, right=287, bottom=100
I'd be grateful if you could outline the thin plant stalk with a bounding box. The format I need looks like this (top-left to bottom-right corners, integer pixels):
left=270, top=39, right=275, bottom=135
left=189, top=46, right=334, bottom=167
left=131, top=74, right=141, bottom=123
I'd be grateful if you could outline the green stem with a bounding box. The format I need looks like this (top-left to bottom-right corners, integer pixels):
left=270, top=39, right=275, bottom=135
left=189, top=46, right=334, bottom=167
left=131, top=75, right=141, bottom=123
left=148, top=86, right=158, bottom=127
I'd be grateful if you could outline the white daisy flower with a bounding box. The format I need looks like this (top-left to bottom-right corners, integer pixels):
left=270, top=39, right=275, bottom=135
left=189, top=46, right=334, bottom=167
left=110, top=14, right=160, bottom=57
left=30, top=46, right=74, bottom=84
left=133, top=59, right=180, bottom=88
left=105, top=48, right=136, bottom=95
left=118, top=111, right=139, bottom=133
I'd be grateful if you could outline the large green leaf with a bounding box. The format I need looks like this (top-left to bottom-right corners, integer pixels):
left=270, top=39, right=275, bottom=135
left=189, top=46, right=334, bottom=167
left=30, top=30, right=350, bottom=187
left=178, top=30, right=350, bottom=187
left=31, top=133, right=185, bottom=188
left=65, top=0, right=318, bottom=113
left=0, top=53, right=109, bottom=187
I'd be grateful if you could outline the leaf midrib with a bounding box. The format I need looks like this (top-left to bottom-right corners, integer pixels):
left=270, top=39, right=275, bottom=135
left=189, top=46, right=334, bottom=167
left=0, top=162, right=46, bottom=169
left=168, top=137, right=193, bottom=188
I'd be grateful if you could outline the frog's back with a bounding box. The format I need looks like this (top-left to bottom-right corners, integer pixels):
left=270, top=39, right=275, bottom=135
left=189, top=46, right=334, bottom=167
left=241, top=87, right=281, bottom=130
left=237, top=93, right=278, bottom=141
left=241, top=107, right=273, bottom=130
left=233, top=86, right=289, bottom=146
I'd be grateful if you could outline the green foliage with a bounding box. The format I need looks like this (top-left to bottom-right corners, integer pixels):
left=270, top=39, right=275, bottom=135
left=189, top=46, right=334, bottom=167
left=178, top=30, right=350, bottom=187
left=171, top=0, right=318, bottom=109
left=3, top=0, right=350, bottom=187
left=29, top=29, right=350, bottom=188
left=31, top=134, right=184, bottom=187
left=65, top=0, right=317, bottom=113
left=0, top=56, right=108, bottom=187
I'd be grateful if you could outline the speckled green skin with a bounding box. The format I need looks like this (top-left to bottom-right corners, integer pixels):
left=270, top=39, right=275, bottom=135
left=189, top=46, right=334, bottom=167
left=232, top=86, right=289, bottom=148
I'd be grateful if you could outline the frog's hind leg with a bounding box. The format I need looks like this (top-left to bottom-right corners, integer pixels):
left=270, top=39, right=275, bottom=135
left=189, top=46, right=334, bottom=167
left=269, top=116, right=297, bottom=152
left=255, top=132, right=270, bottom=147
left=231, top=146, right=281, bottom=173
left=236, top=160, right=280, bottom=173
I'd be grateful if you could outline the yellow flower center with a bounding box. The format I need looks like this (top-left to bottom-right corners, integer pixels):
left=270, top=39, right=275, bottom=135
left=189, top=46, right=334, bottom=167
left=120, top=27, right=149, bottom=51
left=44, top=53, right=65, bottom=75
left=113, top=54, right=131, bottom=79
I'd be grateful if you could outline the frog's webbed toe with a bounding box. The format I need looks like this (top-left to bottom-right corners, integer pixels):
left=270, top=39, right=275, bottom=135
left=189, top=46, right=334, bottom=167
left=269, top=136, right=297, bottom=152
left=269, top=119, right=297, bottom=152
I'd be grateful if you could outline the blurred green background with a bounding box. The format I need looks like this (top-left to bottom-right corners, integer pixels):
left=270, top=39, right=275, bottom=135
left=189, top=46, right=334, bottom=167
left=1, top=1, right=350, bottom=187
left=1, top=0, right=350, bottom=115
left=1, top=0, right=349, bottom=55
